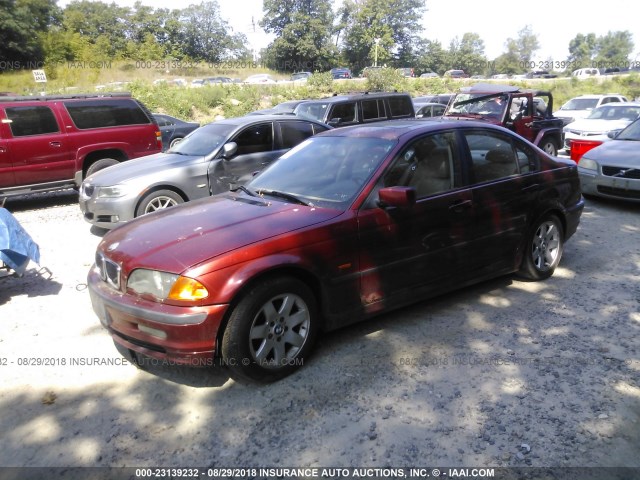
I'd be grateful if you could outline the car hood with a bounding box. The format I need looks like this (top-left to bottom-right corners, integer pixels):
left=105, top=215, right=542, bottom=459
left=565, top=119, right=632, bottom=133
left=85, top=152, right=204, bottom=186
left=582, top=140, right=640, bottom=166
left=98, top=195, right=342, bottom=274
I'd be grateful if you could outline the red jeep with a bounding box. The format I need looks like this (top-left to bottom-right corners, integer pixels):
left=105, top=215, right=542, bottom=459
left=443, top=83, right=564, bottom=156
left=0, top=93, right=161, bottom=198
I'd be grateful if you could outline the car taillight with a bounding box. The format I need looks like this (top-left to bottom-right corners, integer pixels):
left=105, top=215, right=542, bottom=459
left=156, top=130, right=162, bottom=150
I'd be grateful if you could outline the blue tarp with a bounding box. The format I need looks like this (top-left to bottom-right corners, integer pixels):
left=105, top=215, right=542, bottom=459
left=0, top=208, right=40, bottom=275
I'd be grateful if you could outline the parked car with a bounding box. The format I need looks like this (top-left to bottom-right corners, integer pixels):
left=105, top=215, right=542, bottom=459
left=293, top=91, right=414, bottom=127
left=563, top=103, right=640, bottom=150
left=444, top=69, right=467, bottom=78
left=88, top=120, right=584, bottom=382
left=397, top=67, right=415, bottom=77
left=413, top=94, right=454, bottom=109
left=244, top=74, right=277, bottom=84
left=444, top=83, right=564, bottom=156
left=0, top=93, right=161, bottom=198
left=329, top=67, right=352, bottom=79
left=203, top=77, right=232, bottom=85
left=290, top=72, right=312, bottom=82
left=578, top=118, right=640, bottom=201
left=79, top=115, right=331, bottom=229
left=419, top=72, right=439, bottom=78
left=361, top=66, right=385, bottom=77
left=248, top=100, right=311, bottom=116
left=415, top=103, right=446, bottom=118
left=572, top=68, right=600, bottom=78
left=554, top=94, right=628, bottom=126
left=526, top=70, right=557, bottom=79
left=152, top=114, right=200, bottom=151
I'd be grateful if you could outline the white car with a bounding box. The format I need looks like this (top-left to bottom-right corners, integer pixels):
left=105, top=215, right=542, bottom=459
left=244, top=74, right=277, bottom=84
left=555, top=94, right=628, bottom=126
left=563, top=103, right=640, bottom=150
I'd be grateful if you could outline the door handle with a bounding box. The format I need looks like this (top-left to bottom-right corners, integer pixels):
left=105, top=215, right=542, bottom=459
left=50, top=141, right=62, bottom=147
left=448, top=199, right=472, bottom=213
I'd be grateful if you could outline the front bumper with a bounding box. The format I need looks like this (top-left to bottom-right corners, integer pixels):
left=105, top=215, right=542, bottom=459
left=88, top=268, right=229, bottom=364
left=79, top=189, right=137, bottom=229
left=579, top=168, right=640, bottom=202
left=563, top=132, right=608, bottom=150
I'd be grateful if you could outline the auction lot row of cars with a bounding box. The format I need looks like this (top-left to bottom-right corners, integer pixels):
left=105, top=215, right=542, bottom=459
left=1, top=85, right=638, bottom=382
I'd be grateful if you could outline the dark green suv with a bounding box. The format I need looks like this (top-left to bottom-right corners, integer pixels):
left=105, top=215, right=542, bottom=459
left=293, top=92, right=414, bottom=127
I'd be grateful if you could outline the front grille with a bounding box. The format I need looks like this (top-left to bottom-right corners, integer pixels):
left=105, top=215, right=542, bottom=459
left=602, top=166, right=640, bottom=179
left=597, top=185, right=640, bottom=199
left=95, top=252, right=121, bottom=290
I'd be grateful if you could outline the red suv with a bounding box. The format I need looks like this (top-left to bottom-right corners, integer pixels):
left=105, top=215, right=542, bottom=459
left=0, top=93, right=161, bottom=197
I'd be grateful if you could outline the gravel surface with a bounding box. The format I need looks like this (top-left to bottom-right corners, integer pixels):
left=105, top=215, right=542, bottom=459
left=0, top=191, right=639, bottom=472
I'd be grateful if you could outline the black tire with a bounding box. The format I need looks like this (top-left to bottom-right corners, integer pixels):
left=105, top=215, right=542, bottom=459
left=519, top=214, right=564, bottom=280
left=538, top=137, right=558, bottom=157
left=221, top=276, right=318, bottom=383
left=135, top=189, right=183, bottom=217
left=169, top=137, right=183, bottom=149
left=86, top=158, right=119, bottom=178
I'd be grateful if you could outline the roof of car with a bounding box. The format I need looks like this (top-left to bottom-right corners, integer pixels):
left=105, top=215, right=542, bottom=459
left=459, top=83, right=551, bottom=96
left=317, top=118, right=506, bottom=140
left=215, top=114, right=330, bottom=127
left=303, top=91, right=411, bottom=103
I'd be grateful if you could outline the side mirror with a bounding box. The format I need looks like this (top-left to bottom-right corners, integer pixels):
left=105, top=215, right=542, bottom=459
left=378, top=186, right=416, bottom=208
left=222, top=142, right=238, bottom=159
left=607, top=130, right=621, bottom=139
left=328, top=118, right=342, bottom=127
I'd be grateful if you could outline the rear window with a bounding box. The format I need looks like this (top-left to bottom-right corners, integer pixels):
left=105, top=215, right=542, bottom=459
left=64, top=99, right=151, bottom=129
left=387, top=96, right=413, bottom=117
left=4, top=106, right=59, bottom=137
left=361, top=99, right=386, bottom=121
left=279, top=121, right=315, bottom=149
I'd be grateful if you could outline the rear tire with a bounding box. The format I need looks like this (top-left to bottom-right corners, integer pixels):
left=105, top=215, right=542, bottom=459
left=519, top=214, right=564, bottom=280
left=135, top=189, right=183, bottom=217
left=86, top=158, right=119, bottom=178
left=169, top=137, right=184, bottom=149
left=221, top=276, right=318, bottom=383
left=538, top=137, right=558, bottom=157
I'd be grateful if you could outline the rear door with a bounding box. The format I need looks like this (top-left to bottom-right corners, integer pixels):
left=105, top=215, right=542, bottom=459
left=1, top=103, right=73, bottom=185
left=0, top=109, right=16, bottom=188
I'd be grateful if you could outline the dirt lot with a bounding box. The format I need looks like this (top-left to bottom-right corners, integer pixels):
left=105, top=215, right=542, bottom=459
left=0, top=191, right=639, bottom=473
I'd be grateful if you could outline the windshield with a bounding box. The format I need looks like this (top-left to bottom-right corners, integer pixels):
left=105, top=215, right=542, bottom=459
left=447, top=93, right=507, bottom=117
left=294, top=102, right=328, bottom=122
left=248, top=136, right=397, bottom=209
left=617, top=119, right=640, bottom=140
left=561, top=98, right=599, bottom=110
left=169, top=123, right=235, bottom=156
left=586, top=105, right=640, bottom=121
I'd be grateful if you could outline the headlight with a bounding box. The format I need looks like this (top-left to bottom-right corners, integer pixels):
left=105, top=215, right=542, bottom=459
left=578, top=158, right=598, bottom=171
left=96, top=185, right=131, bottom=198
left=127, top=269, right=209, bottom=301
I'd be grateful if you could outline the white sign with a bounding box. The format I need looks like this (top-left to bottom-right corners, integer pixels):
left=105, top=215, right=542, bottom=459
left=32, top=69, right=47, bottom=83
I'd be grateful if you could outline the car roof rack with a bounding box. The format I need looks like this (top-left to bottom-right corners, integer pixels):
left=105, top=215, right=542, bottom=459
left=0, top=92, right=132, bottom=102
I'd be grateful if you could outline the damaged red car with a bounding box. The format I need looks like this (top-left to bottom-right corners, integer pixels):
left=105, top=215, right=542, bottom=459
left=88, top=120, right=584, bottom=382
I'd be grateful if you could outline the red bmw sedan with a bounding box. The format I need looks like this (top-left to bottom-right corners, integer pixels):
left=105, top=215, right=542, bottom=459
left=89, top=120, right=584, bottom=382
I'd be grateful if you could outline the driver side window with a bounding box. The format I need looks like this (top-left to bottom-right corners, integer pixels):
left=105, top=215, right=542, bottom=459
left=383, top=132, right=457, bottom=199
left=233, top=123, right=273, bottom=155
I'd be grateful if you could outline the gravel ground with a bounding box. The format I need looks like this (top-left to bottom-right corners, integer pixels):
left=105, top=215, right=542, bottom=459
left=0, top=191, right=639, bottom=473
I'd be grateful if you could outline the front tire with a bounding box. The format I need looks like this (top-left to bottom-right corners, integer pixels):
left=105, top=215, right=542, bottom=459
left=221, top=277, right=318, bottom=383
left=519, top=214, right=564, bottom=280
left=135, top=189, right=183, bottom=217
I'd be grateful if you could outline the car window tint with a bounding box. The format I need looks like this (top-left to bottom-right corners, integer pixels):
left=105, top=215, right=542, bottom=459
left=384, top=132, right=457, bottom=198
left=388, top=96, right=413, bottom=117
left=361, top=99, right=386, bottom=121
left=65, top=99, right=150, bottom=129
left=279, top=121, right=314, bottom=149
left=330, top=103, right=356, bottom=123
left=234, top=123, right=273, bottom=155
left=4, top=106, right=59, bottom=137
left=464, top=131, right=519, bottom=183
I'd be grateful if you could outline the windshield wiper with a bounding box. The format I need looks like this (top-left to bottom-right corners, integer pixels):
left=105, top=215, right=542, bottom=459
left=257, top=189, right=309, bottom=206
left=231, top=185, right=257, bottom=197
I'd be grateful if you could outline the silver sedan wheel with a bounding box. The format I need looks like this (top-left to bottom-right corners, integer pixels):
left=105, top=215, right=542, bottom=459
left=531, top=220, right=561, bottom=272
left=144, top=195, right=180, bottom=214
left=249, top=293, right=311, bottom=369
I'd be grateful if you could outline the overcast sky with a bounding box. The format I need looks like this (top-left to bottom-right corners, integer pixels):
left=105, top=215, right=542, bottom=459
left=59, top=0, right=640, bottom=64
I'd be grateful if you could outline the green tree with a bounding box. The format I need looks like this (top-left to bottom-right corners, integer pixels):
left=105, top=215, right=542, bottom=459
left=567, top=33, right=597, bottom=68
left=261, top=0, right=336, bottom=72
left=341, top=0, right=426, bottom=71
left=414, top=39, right=448, bottom=75
left=447, top=32, right=487, bottom=75
left=594, top=31, right=634, bottom=69
left=0, top=0, right=58, bottom=63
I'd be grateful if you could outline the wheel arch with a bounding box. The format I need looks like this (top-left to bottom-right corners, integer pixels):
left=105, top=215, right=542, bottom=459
left=213, top=266, right=326, bottom=357
left=82, top=149, right=128, bottom=176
